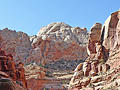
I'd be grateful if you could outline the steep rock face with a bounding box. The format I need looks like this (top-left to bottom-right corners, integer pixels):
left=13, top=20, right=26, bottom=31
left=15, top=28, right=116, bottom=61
left=0, top=28, right=31, bottom=62
left=25, top=22, right=88, bottom=90
left=0, top=23, right=88, bottom=67
left=0, top=23, right=88, bottom=89
left=28, top=22, right=88, bottom=65
left=102, top=10, right=120, bottom=69
left=87, top=23, right=102, bottom=55
left=0, top=48, right=27, bottom=89
left=101, top=11, right=120, bottom=50
left=16, top=62, right=28, bottom=88
left=69, top=11, right=120, bottom=90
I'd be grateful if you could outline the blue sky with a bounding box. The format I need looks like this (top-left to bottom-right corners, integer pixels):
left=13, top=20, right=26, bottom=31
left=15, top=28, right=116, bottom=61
left=0, top=0, right=119, bottom=36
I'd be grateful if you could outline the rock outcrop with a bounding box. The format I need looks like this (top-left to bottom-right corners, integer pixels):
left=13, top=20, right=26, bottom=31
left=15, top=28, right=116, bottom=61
left=0, top=23, right=88, bottom=67
left=1, top=10, right=120, bottom=90
left=25, top=63, right=71, bottom=90
left=28, top=22, right=88, bottom=65
left=0, top=23, right=89, bottom=89
left=25, top=63, right=47, bottom=90
left=101, top=11, right=120, bottom=50
left=69, top=10, right=120, bottom=90
left=87, top=23, right=102, bottom=55
left=0, top=48, right=27, bottom=89
left=0, top=78, right=25, bottom=90
left=0, top=28, right=31, bottom=63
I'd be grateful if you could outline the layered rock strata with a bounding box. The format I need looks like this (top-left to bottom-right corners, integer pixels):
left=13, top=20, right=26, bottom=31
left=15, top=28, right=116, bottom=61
left=69, top=10, right=120, bottom=90
left=0, top=48, right=27, bottom=89
left=0, top=28, right=31, bottom=63
left=0, top=23, right=89, bottom=90
left=0, top=23, right=88, bottom=67
left=28, top=22, right=88, bottom=65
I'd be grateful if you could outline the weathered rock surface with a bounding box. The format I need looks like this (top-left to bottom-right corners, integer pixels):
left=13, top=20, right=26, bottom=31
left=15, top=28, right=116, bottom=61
left=0, top=48, right=27, bottom=89
left=25, top=63, right=47, bottom=90
left=25, top=63, right=46, bottom=80
left=69, top=10, right=120, bottom=90
left=0, top=78, right=25, bottom=90
left=25, top=63, right=68, bottom=90
left=0, top=28, right=31, bottom=62
left=28, top=22, right=88, bottom=65
left=44, top=59, right=84, bottom=71
left=0, top=23, right=89, bottom=90
left=102, top=11, right=120, bottom=50
left=87, top=23, right=102, bottom=55
left=0, top=23, right=88, bottom=67
left=1, top=10, right=120, bottom=90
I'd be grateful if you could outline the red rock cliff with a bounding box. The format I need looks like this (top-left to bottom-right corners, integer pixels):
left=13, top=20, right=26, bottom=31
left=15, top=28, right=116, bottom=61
left=69, top=10, right=120, bottom=90
left=0, top=48, right=27, bottom=89
left=27, top=22, right=88, bottom=65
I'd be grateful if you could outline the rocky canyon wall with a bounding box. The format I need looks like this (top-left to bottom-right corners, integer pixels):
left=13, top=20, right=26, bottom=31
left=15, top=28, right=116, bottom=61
left=69, top=10, right=120, bottom=90
left=0, top=28, right=31, bottom=63
left=0, top=22, right=89, bottom=67
left=28, top=22, right=88, bottom=66
left=0, top=48, right=27, bottom=90
left=0, top=22, right=89, bottom=89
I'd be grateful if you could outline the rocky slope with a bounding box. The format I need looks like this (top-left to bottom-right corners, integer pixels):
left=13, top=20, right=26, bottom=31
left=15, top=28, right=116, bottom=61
left=1, top=10, right=120, bottom=90
left=0, top=28, right=31, bottom=63
left=28, top=22, right=88, bottom=66
left=0, top=22, right=89, bottom=90
left=0, top=23, right=88, bottom=67
left=25, top=62, right=74, bottom=90
left=69, top=10, right=120, bottom=90
left=25, top=22, right=89, bottom=90
left=0, top=48, right=27, bottom=90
